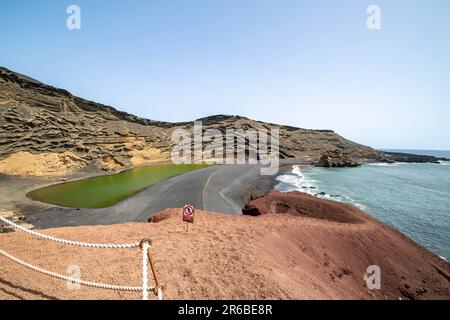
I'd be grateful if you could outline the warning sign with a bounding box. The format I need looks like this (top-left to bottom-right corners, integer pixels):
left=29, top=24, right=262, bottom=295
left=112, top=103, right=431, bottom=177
left=183, top=205, right=195, bottom=223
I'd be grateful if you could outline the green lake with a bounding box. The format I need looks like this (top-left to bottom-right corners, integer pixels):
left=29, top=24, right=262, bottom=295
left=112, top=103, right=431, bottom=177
left=27, top=164, right=210, bottom=208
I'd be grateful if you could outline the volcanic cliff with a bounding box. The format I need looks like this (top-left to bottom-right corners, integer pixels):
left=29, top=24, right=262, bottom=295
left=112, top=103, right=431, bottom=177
left=0, top=66, right=413, bottom=176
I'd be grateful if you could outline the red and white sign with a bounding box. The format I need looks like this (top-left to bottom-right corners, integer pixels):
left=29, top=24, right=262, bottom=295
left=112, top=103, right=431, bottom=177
left=183, top=205, right=195, bottom=223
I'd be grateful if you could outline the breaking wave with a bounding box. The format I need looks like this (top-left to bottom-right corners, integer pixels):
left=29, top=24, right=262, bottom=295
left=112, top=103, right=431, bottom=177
left=275, top=165, right=366, bottom=210
left=367, top=163, right=399, bottom=167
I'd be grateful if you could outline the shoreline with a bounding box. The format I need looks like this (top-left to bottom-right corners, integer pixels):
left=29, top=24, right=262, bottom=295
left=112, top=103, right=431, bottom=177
left=3, top=162, right=300, bottom=229
left=2, top=153, right=447, bottom=219
left=2, top=160, right=449, bottom=263
left=1, top=150, right=447, bottom=220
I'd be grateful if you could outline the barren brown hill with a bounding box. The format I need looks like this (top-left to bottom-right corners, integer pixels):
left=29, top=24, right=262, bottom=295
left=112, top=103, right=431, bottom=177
left=1, top=192, right=449, bottom=300
left=0, top=66, right=390, bottom=176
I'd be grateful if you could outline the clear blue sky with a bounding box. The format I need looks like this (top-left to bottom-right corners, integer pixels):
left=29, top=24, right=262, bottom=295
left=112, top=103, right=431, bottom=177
left=1, top=0, right=449, bottom=149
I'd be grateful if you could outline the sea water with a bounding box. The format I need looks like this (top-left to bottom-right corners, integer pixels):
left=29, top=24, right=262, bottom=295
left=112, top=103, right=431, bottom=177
left=275, top=150, right=450, bottom=261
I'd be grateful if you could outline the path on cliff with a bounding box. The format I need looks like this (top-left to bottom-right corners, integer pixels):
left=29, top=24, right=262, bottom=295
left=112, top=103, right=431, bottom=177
left=25, top=164, right=279, bottom=229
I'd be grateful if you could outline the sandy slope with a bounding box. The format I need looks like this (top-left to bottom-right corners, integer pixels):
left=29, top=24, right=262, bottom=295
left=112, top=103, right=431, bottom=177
left=1, top=201, right=450, bottom=300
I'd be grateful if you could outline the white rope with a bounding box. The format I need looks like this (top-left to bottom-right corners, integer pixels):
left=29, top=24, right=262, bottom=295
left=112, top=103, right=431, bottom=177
left=0, top=218, right=164, bottom=299
left=0, top=217, right=139, bottom=249
left=0, top=248, right=154, bottom=292
left=142, top=242, right=150, bottom=300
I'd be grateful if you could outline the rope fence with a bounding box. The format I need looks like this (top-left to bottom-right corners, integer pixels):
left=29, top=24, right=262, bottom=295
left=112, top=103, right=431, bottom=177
left=0, top=217, right=140, bottom=249
left=0, top=248, right=152, bottom=292
left=142, top=241, right=150, bottom=300
left=0, top=216, right=163, bottom=300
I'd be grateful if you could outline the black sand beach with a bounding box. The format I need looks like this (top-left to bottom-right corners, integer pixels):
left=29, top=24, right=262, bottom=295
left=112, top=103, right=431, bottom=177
left=5, top=161, right=297, bottom=229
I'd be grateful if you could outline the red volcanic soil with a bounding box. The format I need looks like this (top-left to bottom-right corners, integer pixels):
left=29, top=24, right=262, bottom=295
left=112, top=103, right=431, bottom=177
left=1, top=190, right=449, bottom=300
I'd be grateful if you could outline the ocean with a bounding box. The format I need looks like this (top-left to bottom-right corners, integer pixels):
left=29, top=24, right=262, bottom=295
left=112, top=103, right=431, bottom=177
left=275, top=150, right=450, bottom=261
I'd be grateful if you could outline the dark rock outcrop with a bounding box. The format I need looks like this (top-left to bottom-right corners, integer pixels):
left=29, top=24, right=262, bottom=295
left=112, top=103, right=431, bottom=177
left=147, top=210, right=173, bottom=223
left=383, top=152, right=447, bottom=164
left=315, top=150, right=361, bottom=168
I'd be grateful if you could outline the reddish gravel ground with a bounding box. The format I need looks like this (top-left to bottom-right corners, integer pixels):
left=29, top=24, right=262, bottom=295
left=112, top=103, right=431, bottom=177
left=1, top=191, right=449, bottom=300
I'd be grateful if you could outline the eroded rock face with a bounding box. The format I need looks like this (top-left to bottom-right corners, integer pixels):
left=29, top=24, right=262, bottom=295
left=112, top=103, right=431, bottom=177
left=0, top=67, right=176, bottom=175
left=315, top=150, right=361, bottom=168
left=0, top=151, right=88, bottom=176
left=0, top=66, right=388, bottom=176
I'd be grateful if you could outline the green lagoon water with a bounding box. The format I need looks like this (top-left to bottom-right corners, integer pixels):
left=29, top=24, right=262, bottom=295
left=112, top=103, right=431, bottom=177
left=28, top=164, right=210, bottom=208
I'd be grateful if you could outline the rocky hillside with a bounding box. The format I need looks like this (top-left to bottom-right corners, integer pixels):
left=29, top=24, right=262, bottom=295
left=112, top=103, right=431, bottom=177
left=0, top=66, right=394, bottom=176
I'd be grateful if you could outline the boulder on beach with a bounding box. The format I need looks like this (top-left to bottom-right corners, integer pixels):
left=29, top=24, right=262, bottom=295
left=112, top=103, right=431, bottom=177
left=315, top=150, right=361, bottom=168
